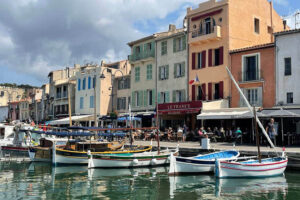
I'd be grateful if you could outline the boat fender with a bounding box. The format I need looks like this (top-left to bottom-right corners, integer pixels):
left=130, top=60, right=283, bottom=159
left=132, top=158, right=139, bottom=165
left=151, top=158, right=157, bottom=165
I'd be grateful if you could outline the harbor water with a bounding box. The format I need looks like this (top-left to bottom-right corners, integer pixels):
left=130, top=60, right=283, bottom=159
left=1, top=161, right=300, bottom=200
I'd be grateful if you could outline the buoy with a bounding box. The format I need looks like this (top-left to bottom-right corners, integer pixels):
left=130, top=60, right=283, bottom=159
left=132, top=158, right=139, bottom=165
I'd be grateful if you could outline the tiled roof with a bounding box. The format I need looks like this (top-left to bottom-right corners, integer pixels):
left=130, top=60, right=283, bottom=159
left=230, top=43, right=274, bottom=54
left=274, top=29, right=300, bottom=36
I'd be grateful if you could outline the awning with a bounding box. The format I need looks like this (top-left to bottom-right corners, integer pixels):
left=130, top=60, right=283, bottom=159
left=261, top=108, right=300, bottom=118
left=49, top=115, right=93, bottom=125
left=197, top=108, right=264, bottom=120
left=158, top=101, right=202, bottom=115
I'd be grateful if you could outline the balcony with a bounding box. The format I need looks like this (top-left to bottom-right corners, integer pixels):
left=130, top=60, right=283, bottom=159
left=189, top=25, right=221, bottom=45
left=129, top=49, right=155, bottom=63
left=238, top=71, right=264, bottom=83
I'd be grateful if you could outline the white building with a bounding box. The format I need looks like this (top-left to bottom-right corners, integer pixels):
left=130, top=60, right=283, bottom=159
left=275, top=29, right=300, bottom=106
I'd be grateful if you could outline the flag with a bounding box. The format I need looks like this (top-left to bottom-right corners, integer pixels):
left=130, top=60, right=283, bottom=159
left=189, top=75, right=199, bottom=85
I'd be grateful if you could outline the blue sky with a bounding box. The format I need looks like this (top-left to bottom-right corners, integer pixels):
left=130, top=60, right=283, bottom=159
left=0, top=0, right=299, bottom=87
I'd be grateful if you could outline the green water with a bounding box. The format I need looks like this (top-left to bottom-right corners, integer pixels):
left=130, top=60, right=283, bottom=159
left=1, top=162, right=300, bottom=200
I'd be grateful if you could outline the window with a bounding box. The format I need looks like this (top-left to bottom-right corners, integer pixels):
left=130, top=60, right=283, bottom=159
left=159, top=65, right=169, bottom=80
left=80, top=97, right=84, bottom=109
left=173, top=36, right=186, bottom=52
left=197, top=52, right=202, bottom=69
left=243, top=54, right=259, bottom=81
left=160, top=92, right=168, bottom=103
left=147, top=64, right=152, bottom=80
left=240, top=88, right=262, bottom=107
left=284, top=57, right=291, bottom=76
left=214, top=48, right=220, bottom=66
left=287, top=92, right=293, bottom=104
left=117, top=97, right=126, bottom=110
left=148, top=90, right=153, bottom=106
left=135, top=67, right=140, bottom=82
left=0, top=91, right=4, bottom=97
left=205, top=17, right=212, bottom=34
left=214, top=83, right=220, bottom=100
left=135, top=91, right=140, bottom=107
left=174, top=62, right=185, bottom=78
left=197, top=86, right=203, bottom=100
left=56, top=87, right=61, bottom=99
left=90, top=96, right=94, bottom=108
left=88, top=77, right=91, bottom=89
left=135, top=46, right=141, bottom=54
left=93, top=77, right=96, bottom=88
left=82, top=78, right=86, bottom=90
left=254, top=18, right=260, bottom=34
left=176, top=90, right=183, bottom=102
left=63, top=85, right=67, bottom=98
left=161, top=41, right=167, bottom=55
left=77, top=79, right=81, bottom=91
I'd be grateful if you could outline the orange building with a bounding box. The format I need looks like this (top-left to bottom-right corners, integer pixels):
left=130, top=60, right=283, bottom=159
left=186, top=0, right=285, bottom=107
left=230, top=43, right=275, bottom=108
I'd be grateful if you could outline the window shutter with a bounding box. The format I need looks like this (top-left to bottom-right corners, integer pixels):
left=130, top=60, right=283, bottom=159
left=152, top=89, right=156, bottom=105
left=208, top=83, right=212, bottom=100
left=257, top=87, right=263, bottom=107
left=132, top=46, right=136, bottom=60
left=202, top=51, right=206, bottom=68
left=208, top=49, right=212, bottom=67
left=173, top=38, right=176, bottom=53
left=159, top=66, right=162, bottom=80
left=151, top=41, right=155, bottom=55
left=140, top=44, right=143, bottom=57
left=182, top=62, right=185, bottom=76
left=166, top=65, right=169, bottom=79
left=182, top=90, right=186, bottom=101
left=192, top=53, right=196, bottom=70
left=219, top=81, right=224, bottom=99
left=158, top=92, right=161, bottom=103
left=174, top=64, right=177, bottom=78
left=144, top=90, right=147, bottom=106
left=182, top=35, right=186, bottom=50
left=139, top=91, right=143, bottom=107
left=192, top=85, right=196, bottom=101
left=166, top=91, right=170, bottom=103
left=219, top=46, right=224, bottom=65
left=132, top=92, right=135, bottom=107
left=202, top=83, right=206, bottom=100
left=172, top=91, right=176, bottom=102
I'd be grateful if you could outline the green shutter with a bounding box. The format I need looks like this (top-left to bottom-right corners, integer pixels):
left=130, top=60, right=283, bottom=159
left=152, top=89, right=156, bottom=105
left=151, top=41, right=155, bottom=56
left=166, top=65, right=169, bottom=79
left=158, top=92, right=161, bottom=104
left=144, top=90, right=147, bottom=106
left=173, top=38, right=176, bottom=53
left=166, top=91, right=170, bottom=103
left=132, top=91, right=135, bottom=107
left=182, top=90, right=186, bottom=101
left=174, top=64, right=177, bottom=78
left=182, top=35, right=187, bottom=50
left=139, top=91, right=143, bottom=107
left=159, top=66, right=161, bottom=80
left=144, top=43, right=147, bottom=57
left=182, top=62, right=185, bottom=76
left=172, top=91, right=176, bottom=102
left=139, top=44, right=143, bottom=59
left=132, top=46, right=136, bottom=61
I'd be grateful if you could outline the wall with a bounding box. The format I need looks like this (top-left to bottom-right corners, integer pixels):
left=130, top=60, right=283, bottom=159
left=0, top=87, right=25, bottom=106
left=276, top=32, right=300, bottom=105
left=231, top=46, right=275, bottom=108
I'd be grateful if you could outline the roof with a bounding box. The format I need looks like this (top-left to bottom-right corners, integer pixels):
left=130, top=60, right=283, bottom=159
left=155, top=28, right=186, bottom=41
left=230, top=43, right=274, bottom=54
left=274, top=29, right=300, bottom=37
left=127, top=31, right=170, bottom=46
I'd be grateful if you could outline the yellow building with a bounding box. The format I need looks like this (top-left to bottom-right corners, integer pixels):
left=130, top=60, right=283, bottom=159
left=0, top=86, right=24, bottom=106
left=187, top=0, right=285, bottom=106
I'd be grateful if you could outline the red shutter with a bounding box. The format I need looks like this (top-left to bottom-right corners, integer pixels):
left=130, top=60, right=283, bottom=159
left=219, top=81, right=224, bottom=99
left=192, top=85, right=196, bottom=101
left=208, top=82, right=212, bottom=100
left=208, top=49, right=212, bottom=67
left=202, top=83, right=206, bottom=100
left=202, top=50, right=206, bottom=68
left=219, top=46, right=224, bottom=65
left=192, top=53, right=196, bottom=70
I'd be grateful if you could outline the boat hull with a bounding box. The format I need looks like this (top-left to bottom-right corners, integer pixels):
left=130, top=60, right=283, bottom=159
left=89, top=152, right=171, bottom=168
left=217, top=157, right=288, bottom=178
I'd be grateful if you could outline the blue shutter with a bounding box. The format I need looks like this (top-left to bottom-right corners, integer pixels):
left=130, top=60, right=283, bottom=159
left=78, top=79, right=81, bottom=91
left=88, top=77, right=91, bottom=89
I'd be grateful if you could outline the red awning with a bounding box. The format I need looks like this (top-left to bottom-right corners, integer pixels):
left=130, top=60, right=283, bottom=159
left=157, top=101, right=202, bottom=115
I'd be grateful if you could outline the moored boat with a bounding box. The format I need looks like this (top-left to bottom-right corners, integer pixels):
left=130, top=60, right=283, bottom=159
left=87, top=148, right=178, bottom=168
left=168, top=150, right=239, bottom=175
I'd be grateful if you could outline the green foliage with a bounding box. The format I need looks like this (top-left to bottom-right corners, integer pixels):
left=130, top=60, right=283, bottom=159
left=0, top=83, right=39, bottom=89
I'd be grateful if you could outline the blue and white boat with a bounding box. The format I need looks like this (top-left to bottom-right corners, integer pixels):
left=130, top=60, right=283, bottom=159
left=169, top=150, right=239, bottom=175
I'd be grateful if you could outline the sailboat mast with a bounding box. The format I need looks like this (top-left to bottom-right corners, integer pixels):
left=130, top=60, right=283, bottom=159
left=225, top=67, right=276, bottom=149
left=254, top=107, right=261, bottom=163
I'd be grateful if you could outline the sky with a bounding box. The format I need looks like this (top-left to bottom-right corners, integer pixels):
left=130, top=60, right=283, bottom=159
left=0, top=0, right=299, bottom=87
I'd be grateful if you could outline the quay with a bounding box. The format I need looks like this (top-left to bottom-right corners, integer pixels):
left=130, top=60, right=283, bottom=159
left=135, top=140, right=300, bottom=170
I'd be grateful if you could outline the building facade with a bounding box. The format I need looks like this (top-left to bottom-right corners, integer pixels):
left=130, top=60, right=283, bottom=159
left=186, top=0, right=285, bottom=107
left=0, top=86, right=24, bottom=106
left=275, top=29, right=300, bottom=106
left=114, top=75, right=131, bottom=115
left=230, top=43, right=276, bottom=108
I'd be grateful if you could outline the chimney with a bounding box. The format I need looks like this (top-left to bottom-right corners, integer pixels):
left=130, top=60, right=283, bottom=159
left=169, top=24, right=176, bottom=32
left=283, top=20, right=287, bottom=30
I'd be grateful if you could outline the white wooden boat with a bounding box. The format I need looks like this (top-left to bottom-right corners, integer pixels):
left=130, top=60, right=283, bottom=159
left=168, top=150, right=239, bottom=175
left=215, top=155, right=288, bottom=178
left=88, top=148, right=178, bottom=168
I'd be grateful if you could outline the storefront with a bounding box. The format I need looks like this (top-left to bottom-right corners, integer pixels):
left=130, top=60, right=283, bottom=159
left=157, top=101, right=202, bottom=131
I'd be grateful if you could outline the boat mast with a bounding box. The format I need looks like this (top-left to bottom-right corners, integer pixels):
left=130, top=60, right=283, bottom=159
left=253, top=107, right=261, bottom=163
left=225, top=67, right=277, bottom=150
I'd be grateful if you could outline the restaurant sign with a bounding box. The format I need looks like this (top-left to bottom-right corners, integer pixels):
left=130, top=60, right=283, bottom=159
left=158, top=101, right=202, bottom=115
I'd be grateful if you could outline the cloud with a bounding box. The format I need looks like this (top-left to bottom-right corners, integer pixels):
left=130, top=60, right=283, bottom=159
left=0, top=0, right=205, bottom=86
left=273, top=0, right=289, bottom=6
